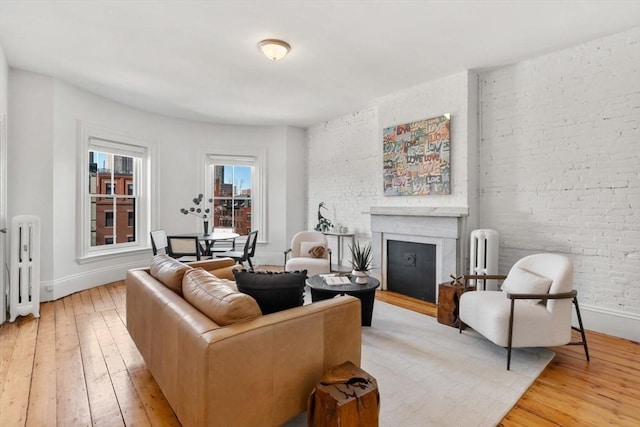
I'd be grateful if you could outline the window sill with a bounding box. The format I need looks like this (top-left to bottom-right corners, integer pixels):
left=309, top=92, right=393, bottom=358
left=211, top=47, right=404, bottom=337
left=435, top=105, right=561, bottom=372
left=77, top=246, right=151, bottom=265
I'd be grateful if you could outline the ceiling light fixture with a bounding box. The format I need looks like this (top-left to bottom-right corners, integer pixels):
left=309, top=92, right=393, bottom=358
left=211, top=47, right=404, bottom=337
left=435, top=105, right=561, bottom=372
left=258, top=39, right=291, bottom=61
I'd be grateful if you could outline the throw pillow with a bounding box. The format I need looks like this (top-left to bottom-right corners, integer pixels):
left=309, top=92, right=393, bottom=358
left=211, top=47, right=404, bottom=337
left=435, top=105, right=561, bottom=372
left=233, top=269, right=307, bottom=315
left=502, top=267, right=553, bottom=304
left=299, top=241, right=326, bottom=258
left=149, top=255, right=191, bottom=295
left=308, top=245, right=326, bottom=259
left=182, top=268, right=261, bottom=326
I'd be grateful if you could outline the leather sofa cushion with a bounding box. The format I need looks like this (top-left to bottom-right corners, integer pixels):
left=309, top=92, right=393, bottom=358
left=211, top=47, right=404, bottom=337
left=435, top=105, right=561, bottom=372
left=233, top=269, right=306, bottom=315
left=183, top=268, right=261, bottom=326
left=150, top=255, right=191, bottom=295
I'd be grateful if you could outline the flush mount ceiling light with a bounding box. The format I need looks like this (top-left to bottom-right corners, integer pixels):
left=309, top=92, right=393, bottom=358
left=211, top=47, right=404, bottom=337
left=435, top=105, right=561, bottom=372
left=258, top=39, right=291, bottom=61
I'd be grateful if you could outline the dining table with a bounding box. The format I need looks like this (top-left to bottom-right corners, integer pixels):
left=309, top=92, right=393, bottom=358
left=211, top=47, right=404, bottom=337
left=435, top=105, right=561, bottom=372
left=174, top=231, right=240, bottom=256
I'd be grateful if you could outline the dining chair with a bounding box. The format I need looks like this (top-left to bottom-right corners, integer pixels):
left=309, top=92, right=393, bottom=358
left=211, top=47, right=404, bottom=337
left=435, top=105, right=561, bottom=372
left=216, top=230, right=258, bottom=270
left=150, top=230, right=169, bottom=255
left=167, top=236, right=210, bottom=262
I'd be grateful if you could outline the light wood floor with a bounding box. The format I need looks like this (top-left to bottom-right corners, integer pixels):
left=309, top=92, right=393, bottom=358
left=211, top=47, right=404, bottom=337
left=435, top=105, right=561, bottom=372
left=1, top=282, right=638, bottom=426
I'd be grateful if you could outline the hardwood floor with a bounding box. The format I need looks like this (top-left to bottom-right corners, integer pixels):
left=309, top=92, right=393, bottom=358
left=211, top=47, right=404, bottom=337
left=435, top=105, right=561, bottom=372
left=1, top=282, right=638, bottom=426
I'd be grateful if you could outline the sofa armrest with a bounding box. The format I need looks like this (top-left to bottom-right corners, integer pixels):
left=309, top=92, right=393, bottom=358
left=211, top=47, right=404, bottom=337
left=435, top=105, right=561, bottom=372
left=188, top=257, right=236, bottom=270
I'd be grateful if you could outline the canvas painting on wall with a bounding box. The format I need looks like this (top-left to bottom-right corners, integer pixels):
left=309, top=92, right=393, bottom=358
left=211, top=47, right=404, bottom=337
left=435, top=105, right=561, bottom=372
left=383, top=113, right=451, bottom=196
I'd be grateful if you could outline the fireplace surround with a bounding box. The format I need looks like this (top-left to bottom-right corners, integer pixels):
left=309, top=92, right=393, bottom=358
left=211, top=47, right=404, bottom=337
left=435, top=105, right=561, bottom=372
left=370, top=207, right=468, bottom=303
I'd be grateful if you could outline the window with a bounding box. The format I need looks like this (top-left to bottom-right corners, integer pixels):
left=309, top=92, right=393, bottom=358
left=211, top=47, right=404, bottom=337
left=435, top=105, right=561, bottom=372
left=207, top=153, right=265, bottom=239
left=80, top=124, right=151, bottom=261
left=105, top=211, right=114, bottom=227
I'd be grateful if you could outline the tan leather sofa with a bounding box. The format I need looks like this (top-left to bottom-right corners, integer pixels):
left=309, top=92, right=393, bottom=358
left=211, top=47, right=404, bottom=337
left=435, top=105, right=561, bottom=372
left=126, top=256, right=362, bottom=427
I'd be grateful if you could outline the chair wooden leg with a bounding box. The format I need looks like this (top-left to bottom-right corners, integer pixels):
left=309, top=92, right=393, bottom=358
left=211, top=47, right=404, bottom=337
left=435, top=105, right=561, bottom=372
left=507, top=299, right=515, bottom=370
left=247, top=258, right=254, bottom=272
left=570, top=296, right=590, bottom=362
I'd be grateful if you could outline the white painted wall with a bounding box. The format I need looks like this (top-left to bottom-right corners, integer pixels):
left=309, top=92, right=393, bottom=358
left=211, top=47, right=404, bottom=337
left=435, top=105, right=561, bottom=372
left=0, top=44, right=7, bottom=324
left=479, top=28, right=640, bottom=341
left=307, top=71, right=479, bottom=264
left=9, top=69, right=306, bottom=300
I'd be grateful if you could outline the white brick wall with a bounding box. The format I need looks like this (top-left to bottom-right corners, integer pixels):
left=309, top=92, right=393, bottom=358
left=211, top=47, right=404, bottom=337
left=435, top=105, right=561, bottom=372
left=306, top=29, right=639, bottom=340
left=307, top=71, right=478, bottom=248
left=479, top=28, right=640, bottom=336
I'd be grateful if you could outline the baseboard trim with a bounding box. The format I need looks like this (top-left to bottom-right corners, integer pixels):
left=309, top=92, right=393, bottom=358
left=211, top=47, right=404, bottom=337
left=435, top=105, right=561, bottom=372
left=576, top=303, right=639, bottom=343
left=41, top=259, right=149, bottom=302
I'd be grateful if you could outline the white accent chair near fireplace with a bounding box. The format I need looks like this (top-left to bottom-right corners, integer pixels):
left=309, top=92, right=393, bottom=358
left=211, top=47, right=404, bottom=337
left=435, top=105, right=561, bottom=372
left=284, top=231, right=332, bottom=276
left=459, top=253, right=589, bottom=370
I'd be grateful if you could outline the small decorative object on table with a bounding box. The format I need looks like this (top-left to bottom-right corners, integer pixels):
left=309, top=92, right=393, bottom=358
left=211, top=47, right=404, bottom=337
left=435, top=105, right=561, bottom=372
left=450, top=274, right=463, bottom=286
left=314, top=202, right=332, bottom=232
left=349, top=241, right=372, bottom=284
left=180, top=193, right=213, bottom=234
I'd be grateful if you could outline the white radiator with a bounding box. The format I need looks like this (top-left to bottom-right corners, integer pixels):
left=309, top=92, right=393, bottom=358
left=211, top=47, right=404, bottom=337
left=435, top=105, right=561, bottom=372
left=469, top=229, right=499, bottom=291
left=9, top=215, right=40, bottom=322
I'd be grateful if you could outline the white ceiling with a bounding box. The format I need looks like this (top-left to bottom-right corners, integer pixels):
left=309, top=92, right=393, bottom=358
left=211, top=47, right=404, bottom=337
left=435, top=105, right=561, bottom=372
left=0, top=1, right=638, bottom=127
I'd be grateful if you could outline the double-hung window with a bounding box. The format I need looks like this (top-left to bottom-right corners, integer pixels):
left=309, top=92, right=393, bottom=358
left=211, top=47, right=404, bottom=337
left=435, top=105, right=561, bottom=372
left=80, top=128, right=150, bottom=260
left=207, top=154, right=265, bottom=238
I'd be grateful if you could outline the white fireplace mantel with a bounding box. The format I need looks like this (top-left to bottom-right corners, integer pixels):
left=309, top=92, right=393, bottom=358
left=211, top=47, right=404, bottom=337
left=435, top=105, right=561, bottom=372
left=369, top=206, right=468, bottom=218
left=370, top=207, right=468, bottom=295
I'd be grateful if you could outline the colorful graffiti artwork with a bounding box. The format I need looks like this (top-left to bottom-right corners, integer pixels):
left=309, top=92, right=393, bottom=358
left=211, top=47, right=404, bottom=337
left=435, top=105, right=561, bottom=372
left=383, top=113, right=451, bottom=196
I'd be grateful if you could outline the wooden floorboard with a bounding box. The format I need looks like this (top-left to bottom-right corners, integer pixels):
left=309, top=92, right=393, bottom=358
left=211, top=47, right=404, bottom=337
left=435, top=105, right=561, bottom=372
left=0, top=282, right=638, bottom=426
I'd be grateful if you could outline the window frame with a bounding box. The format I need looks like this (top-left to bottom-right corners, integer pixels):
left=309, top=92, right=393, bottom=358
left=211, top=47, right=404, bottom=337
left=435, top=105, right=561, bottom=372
left=78, top=122, right=153, bottom=262
left=206, top=151, right=266, bottom=242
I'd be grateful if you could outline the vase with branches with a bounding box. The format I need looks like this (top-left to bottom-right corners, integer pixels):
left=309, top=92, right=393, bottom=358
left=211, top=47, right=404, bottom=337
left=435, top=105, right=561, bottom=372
left=180, top=193, right=213, bottom=234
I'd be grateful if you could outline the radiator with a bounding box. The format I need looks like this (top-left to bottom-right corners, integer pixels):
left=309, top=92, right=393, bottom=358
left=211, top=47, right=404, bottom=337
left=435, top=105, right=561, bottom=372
left=469, top=229, right=499, bottom=291
left=9, top=215, right=40, bottom=322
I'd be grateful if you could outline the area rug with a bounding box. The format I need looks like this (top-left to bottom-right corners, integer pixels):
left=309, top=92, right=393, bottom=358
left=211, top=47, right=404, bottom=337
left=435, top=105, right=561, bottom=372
left=286, top=299, right=554, bottom=426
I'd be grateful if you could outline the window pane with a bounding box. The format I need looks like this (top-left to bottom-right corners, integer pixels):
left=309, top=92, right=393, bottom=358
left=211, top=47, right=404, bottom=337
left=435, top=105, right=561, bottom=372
left=114, top=155, right=134, bottom=195
left=105, top=211, right=114, bottom=227
left=212, top=164, right=252, bottom=236
left=116, top=197, right=135, bottom=244
left=90, top=151, right=112, bottom=195
left=91, top=196, right=114, bottom=247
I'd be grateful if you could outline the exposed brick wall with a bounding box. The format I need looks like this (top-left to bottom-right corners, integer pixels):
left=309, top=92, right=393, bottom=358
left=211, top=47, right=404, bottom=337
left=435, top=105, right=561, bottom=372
left=479, top=28, right=640, bottom=315
left=307, top=71, right=476, bottom=241
left=307, top=108, right=379, bottom=238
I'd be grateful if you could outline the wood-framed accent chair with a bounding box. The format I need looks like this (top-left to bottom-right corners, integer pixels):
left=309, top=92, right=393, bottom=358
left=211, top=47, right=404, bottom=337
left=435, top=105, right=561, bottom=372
left=166, top=236, right=209, bottom=262
left=459, top=253, right=589, bottom=370
left=216, top=230, right=258, bottom=271
left=150, top=230, right=169, bottom=255
left=284, top=231, right=332, bottom=276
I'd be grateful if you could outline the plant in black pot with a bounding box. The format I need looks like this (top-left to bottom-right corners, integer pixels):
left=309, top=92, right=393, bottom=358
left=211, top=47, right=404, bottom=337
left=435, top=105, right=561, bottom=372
left=349, top=241, right=372, bottom=284
left=180, top=193, right=213, bottom=234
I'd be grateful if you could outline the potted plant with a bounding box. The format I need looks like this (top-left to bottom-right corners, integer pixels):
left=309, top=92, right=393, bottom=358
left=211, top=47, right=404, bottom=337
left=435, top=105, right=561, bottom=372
left=349, top=241, right=372, bottom=284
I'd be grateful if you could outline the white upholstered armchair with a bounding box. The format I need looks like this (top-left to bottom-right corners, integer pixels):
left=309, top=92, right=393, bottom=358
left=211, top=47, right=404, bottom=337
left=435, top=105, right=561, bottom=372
left=284, top=231, right=332, bottom=276
left=459, top=253, right=589, bottom=370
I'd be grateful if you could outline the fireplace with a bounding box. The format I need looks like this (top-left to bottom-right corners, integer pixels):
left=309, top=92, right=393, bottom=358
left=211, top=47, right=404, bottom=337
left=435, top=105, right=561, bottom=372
left=387, top=240, right=437, bottom=302
left=370, top=207, right=468, bottom=304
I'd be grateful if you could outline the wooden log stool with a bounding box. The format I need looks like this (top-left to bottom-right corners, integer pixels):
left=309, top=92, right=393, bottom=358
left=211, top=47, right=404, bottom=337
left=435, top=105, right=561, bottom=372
left=307, top=361, right=380, bottom=427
